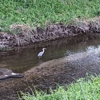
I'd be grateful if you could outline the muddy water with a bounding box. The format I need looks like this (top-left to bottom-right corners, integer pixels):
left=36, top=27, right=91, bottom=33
left=0, top=38, right=100, bottom=73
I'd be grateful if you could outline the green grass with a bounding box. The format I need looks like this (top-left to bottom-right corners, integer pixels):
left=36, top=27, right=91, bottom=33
left=19, top=76, right=100, bottom=100
left=0, top=0, right=100, bottom=32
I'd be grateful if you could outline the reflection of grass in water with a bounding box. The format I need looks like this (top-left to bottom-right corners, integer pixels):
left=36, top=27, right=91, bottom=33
left=0, top=0, right=100, bottom=32
left=20, top=75, right=100, bottom=100
left=0, top=47, right=13, bottom=51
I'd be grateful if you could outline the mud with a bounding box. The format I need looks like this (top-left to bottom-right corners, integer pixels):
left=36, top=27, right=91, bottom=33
left=1, top=17, right=100, bottom=100
left=1, top=48, right=100, bottom=100
left=1, top=17, right=100, bottom=48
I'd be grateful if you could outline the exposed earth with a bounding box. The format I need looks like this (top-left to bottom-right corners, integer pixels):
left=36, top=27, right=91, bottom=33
left=1, top=47, right=100, bottom=100
left=1, top=17, right=100, bottom=100
left=1, top=17, right=100, bottom=49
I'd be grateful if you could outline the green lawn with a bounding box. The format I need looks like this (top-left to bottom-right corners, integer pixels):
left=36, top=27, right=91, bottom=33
left=0, top=0, right=100, bottom=32
left=19, top=76, right=100, bottom=100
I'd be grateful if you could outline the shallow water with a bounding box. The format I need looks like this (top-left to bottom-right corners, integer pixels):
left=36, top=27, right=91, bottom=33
left=0, top=38, right=100, bottom=73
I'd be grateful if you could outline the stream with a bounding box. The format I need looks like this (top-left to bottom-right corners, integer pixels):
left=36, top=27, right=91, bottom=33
left=1, top=38, right=100, bottom=100
left=0, top=38, right=100, bottom=73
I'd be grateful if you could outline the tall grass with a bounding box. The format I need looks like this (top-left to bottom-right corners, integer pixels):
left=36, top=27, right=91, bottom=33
left=0, top=0, right=100, bottom=32
left=19, top=76, right=100, bottom=100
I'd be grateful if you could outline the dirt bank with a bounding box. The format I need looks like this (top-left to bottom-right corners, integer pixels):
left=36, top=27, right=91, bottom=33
left=1, top=50, right=100, bottom=100
left=1, top=17, right=100, bottom=48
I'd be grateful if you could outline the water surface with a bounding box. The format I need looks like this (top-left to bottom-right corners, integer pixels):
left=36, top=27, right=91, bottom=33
left=0, top=38, right=100, bottom=73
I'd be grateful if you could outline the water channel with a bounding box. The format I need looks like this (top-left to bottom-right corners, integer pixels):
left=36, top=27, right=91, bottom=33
left=0, top=38, right=100, bottom=73
left=1, top=38, right=100, bottom=99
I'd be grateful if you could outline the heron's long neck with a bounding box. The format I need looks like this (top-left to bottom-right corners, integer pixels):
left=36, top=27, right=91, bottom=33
left=43, top=49, right=45, bottom=53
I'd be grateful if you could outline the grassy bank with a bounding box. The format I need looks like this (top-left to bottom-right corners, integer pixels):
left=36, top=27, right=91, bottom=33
left=0, top=0, right=100, bottom=32
left=20, top=76, right=100, bottom=100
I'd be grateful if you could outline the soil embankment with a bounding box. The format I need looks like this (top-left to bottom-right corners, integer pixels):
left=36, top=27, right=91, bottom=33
left=1, top=17, right=100, bottom=48
left=1, top=17, right=100, bottom=99
left=1, top=49, right=100, bottom=100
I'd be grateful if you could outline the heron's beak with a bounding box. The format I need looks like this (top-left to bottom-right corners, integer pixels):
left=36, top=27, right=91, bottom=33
left=44, top=48, right=47, bottom=50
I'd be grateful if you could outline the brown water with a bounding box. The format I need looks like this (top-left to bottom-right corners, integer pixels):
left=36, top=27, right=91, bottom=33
left=0, top=38, right=100, bottom=73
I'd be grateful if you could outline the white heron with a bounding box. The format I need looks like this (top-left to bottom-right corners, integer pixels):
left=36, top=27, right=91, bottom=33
left=37, top=48, right=46, bottom=58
